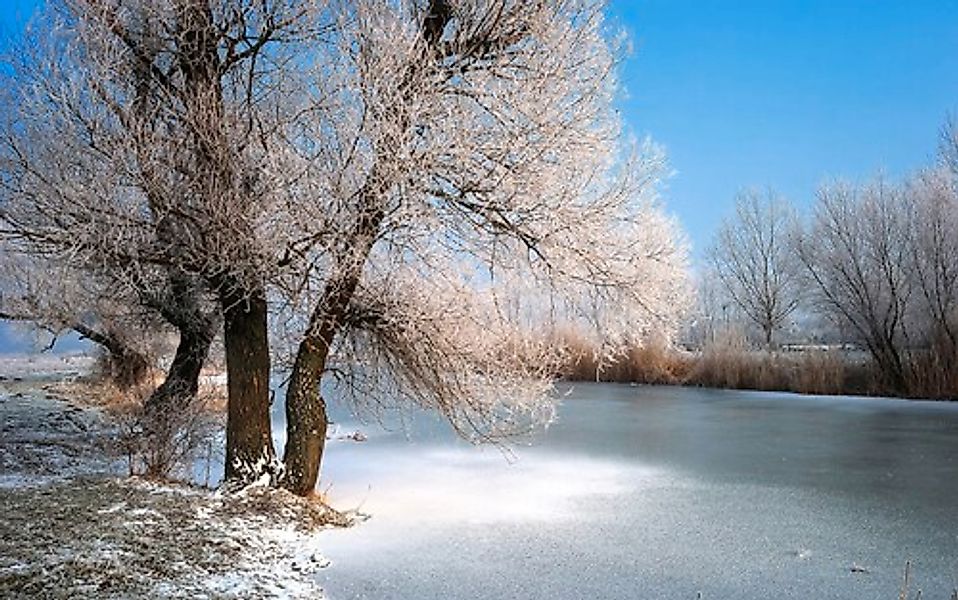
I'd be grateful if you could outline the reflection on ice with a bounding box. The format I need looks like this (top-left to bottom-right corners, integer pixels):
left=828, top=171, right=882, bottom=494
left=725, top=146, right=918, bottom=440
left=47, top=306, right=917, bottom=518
left=321, top=445, right=649, bottom=524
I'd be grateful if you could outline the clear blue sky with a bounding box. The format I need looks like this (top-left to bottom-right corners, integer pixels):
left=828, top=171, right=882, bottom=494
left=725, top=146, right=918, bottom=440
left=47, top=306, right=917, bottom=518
left=1, top=0, right=956, bottom=258
left=609, top=0, right=958, bottom=258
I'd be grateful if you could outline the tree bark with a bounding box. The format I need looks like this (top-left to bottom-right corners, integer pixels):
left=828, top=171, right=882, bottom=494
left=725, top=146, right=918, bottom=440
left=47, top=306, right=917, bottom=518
left=282, top=261, right=367, bottom=494
left=169, top=0, right=279, bottom=484
left=282, top=217, right=379, bottom=495
left=142, top=274, right=216, bottom=412
left=222, top=288, right=276, bottom=484
left=282, top=340, right=330, bottom=496
left=142, top=318, right=214, bottom=431
left=138, top=323, right=213, bottom=479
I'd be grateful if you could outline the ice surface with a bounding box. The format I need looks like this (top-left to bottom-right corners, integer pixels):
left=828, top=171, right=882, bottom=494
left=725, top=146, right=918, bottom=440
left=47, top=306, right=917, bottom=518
left=5, top=355, right=957, bottom=599
left=313, top=384, right=958, bottom=600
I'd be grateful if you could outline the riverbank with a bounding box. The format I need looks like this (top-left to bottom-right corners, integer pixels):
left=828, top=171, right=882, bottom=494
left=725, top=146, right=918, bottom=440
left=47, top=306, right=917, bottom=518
left=559, top=338, right=958, bottom=401
left=0, top=357, right=346, bottom=599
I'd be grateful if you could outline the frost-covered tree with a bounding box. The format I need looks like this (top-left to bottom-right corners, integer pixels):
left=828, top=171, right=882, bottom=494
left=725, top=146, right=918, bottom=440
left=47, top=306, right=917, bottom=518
left=1, top=0, right=691, bottom=493
left=795, top=179, right=915, bottom=390
left=709, top=189, right=802, bottom=348
left=0, top=0, right=314, bottom=481
left=0, top=253, right=155, bottom=387
left=907, top=135, right=958, bottom=352
left=680, top=268, right=733, bottom=349
left=0, top=239, right=219, bottom=412
left=269, top=0, right=692, bottom=493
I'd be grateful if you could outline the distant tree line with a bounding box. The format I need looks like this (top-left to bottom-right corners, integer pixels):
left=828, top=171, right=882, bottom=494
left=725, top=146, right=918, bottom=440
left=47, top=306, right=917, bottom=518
left=705, top=120, right=958, bottom=397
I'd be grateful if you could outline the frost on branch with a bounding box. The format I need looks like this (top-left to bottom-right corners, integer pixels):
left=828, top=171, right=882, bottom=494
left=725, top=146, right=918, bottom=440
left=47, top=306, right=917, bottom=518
left=1, top=0, right=694, bottom=487
left=265, top=0, right=693, bottom=443
left=332, top=263, right=563, bottom=442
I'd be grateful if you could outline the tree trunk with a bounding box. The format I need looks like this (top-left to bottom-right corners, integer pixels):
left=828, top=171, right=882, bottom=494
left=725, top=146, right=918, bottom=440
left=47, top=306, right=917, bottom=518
left=144, top=322, right=213, bottom=413
left=281, top=234, right=374, bottom=495
left=137, top=322, right=213, bottom=478
left=282, top=343, right=329, bottom=496
left=281, top=1, right=452, bottom=495
left=222, top=289, right=276, bottom=484
left=870, top=337, right=908, bottom=395
left=71, top=322, right=151, bottom=389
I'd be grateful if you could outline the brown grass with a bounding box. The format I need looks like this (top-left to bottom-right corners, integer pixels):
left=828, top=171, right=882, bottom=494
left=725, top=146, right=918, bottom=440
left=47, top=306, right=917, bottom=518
left=555, top=330, right=957, bottom=400
left=51, top=372, right=229, bottom=483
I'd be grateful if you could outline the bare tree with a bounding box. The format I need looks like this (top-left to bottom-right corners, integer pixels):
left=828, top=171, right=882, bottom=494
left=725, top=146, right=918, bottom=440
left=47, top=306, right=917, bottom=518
left=0, top=239, right=221, bottom=413
left=0, top=0, right=316, bottom=481
left=271, top=0, right=694, bottom=494
left=709, top=189, right=802, bottom=348
left=677, top=268, right=728, bottom=349
left=0, top=252, right=157, bottom=387
left=1, top=0, right=692, bottom=493
left=796, top=178, right=915, bottom=391
left=906, top=158, right=958, bottom=354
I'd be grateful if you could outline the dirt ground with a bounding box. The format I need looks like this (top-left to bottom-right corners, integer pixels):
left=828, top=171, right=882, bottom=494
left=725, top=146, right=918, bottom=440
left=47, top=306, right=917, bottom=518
left=0, top=356, right=350, bottom=599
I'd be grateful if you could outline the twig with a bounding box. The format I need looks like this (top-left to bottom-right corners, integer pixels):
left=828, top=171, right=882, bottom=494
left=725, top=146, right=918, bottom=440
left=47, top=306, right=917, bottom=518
left=899, top=560, right=911, bottom=600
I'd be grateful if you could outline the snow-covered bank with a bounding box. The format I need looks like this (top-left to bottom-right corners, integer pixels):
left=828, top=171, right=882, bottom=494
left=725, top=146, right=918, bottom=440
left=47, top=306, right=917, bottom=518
left=0, top=358, right=348, bottom=599
left=0, top=478, right=348, bottom=599
left=0, top=370, right=117, bottom=489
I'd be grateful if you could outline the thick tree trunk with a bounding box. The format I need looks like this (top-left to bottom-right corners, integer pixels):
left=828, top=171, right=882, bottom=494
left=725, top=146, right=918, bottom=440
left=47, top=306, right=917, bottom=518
left=142, top=272, right=216, bottom=408
left=138, top=323, right=213, bottom=479
left=222, top=290, right=276, bottom=484
left=880, top=346, right=909, bottom=395
left=70, top=322, right=151, bottom=389
left=144, top=321, right=214, bottom=412
left=282, top=233, right=374, bottom=495
left=282, top=344, right=329, bottom=496
left=866, top=335, right=909, bottom=395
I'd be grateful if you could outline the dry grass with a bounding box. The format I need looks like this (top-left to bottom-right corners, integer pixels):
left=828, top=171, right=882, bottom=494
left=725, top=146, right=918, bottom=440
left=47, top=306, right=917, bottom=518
left=906, top=341, right=958, bottom=400
left=49, top=372, right=229, bottom=483
left=555, top=330, right=957, bottom=400
left=687, top=336, right=855, bottom=395
left=553, top=330, right=693, bottom=384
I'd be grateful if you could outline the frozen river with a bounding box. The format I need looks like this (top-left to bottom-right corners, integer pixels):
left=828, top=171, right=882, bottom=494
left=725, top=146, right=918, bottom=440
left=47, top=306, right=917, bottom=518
left=306, top=383, right=958, bottom=599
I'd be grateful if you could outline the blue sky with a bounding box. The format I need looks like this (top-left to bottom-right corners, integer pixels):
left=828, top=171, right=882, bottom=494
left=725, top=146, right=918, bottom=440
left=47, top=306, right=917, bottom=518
left=2, top=1, right=955, bottom=350
left=609, top=0, right=958, bottom=258
left=1, top=1, right=955, bottom=352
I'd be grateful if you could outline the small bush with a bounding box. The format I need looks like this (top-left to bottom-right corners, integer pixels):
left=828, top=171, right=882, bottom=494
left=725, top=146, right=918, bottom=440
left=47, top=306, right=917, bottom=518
left=109, top=386, right=223, bottom=483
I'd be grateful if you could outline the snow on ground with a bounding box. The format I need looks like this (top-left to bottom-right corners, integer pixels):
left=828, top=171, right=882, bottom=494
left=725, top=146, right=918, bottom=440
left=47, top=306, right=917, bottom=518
left=0, top=356, right=348, bottom=599
left=0, top=353, right=93, bottom=381
left=0, top=375, right=118, bottom=489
